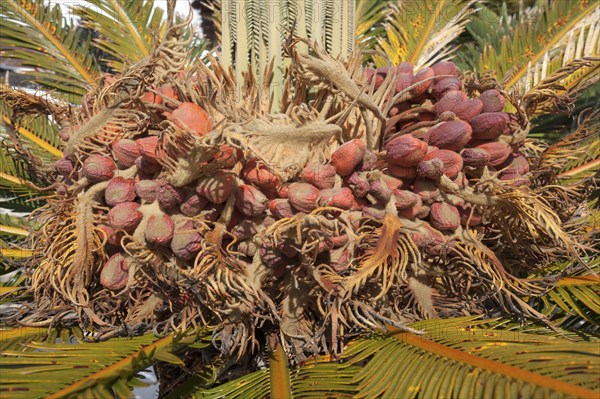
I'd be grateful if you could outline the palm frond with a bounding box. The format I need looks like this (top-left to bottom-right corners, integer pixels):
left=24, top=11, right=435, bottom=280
left=355, top=0, right=390, bottom=49
left=0, top=0, right=101, bottom=102
left=0, top=332, right=185, bottom=398
left=375, top=0, right=476, bottom=68
left=474, top=0, right=599, bottom=92
left=74, top=0, right=166, bottom=72
left=0, top=213, right=29, bottom=240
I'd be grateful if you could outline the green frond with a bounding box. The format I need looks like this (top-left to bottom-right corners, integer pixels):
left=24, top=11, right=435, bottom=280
left=0, top=332, right=181, bottom=398
left=375, top=0, right=475, bottom=68
left=474, top=0, right=599, bottom=92
left=0, top=213, right=30, bottom=240
left=0, top=0, right=101, bottom=102
left=355, top=0, right=390, bottom=49
left=74, top=0, right=166, bottom=72
left=196, top=317, right=600, bottom=399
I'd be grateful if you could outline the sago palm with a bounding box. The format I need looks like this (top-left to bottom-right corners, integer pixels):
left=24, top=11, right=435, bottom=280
left=0, top=0, right=599, bottom=398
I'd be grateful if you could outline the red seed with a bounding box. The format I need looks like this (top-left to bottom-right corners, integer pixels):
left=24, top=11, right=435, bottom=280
left=385, top=134, right=428, bottom=167
left=100, top=252, right=131, bottom=291
left=288, top=182, right=320, bottom=213
left=82, top=155, right=116, bottom=183
left=105, top=177, right=136, bottom=206
left=430, top=202, right=460, bottom=231
left=170, top=102, right=212, bottom=136
left=331, top=139, right=367, bottom=176
left=145, top=214, right=175, bottom=246
left=196, top=171, right=237, bottom=204
left=107, top=202, right=142, bottom=232
left=171, top=220, right=203, bottom=260
left=300, top=163, right=337, bottom=189
left=236, top=184, right=268, bottom=217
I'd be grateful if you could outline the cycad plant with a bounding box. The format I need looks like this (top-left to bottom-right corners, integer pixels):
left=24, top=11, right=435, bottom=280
left=1, top=1, right=599, bottom=398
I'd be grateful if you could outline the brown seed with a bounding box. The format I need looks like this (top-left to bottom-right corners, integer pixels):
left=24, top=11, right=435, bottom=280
left=134, top=180, right=160, bottom=203
left=428, top=120, right=472, bottom=151
left=269, top=199, right=295, bottom=219
left=288, top=182, right=320, bottom=213
left=398, top=62, right=414, bottom=74
left=432, top=77, right=462, bottom=100
left=422, top=149, right=463, bottom=178
left=230, top=218, right=260, bottom=241
left=451, top=98, right=483, bottom=121
left=145, top=214, right=175, bottom=246
left=300, top=163, right=336, bottom=189
left=395, top=72, right=414, bottom=93
left=213, top=144, right=242, bottom=167
left=171, top=220, right=203, bottom=260
left=413, top=179, right=440, bottom=203
left=457, top=204, right=482, bottom=226
left=112, top=139, right=141, bottom=168
left=136, top=136, right=160, bottom=163
left=105, top=177, right=136, bottom=206
left=412, top=67, right=435, bottom=95
left=345, top=171, right=370, bottom=198
left=243, top=160, right=280, bottom=191
left=393, top=189, right=420, bottom=210
left=107, top=202, right=142, bottom=232
left=397, top=195, right=423, bottom=219
left=432, top=90, right=467, bottom=115
left=196, top=171, right=237, bottom=204
left=236, top=184, right=268, bottom=217
left=469, top=112, right=510, bottom=140
left=472, top=140, right=511, bottom=167
left=237, top=240, right=258, bottom=257
left=387, top=163, right=417, bottom=180
left=479, top=89, right=505, bottom=113
left=159, top=84, right=179, bottom=107
left=380, top=174, right=403, bottom=191
left=318, top=187, right=355, bottom=209
left=386, top=134, right=428, bottom=166
left=358, top=150, right=378, bottom=171
left=331, top=139, right=367, bottom=176
left=170, top=102, right=212, bottom=136
left=157, top=183, right=185, bottom=210
left=82, top=155, right=116, bottom=183
left=409, top=223, right=446, bottom=255
left=134, top=157, right=162, bottom=175
left=416, top=158, right=445, bottom=180
left=461, top=147, right=491, bottom=167
left=54, top=157, right=74, bottom=178
left=431, top=61, right=457, bottom=77
left=362, top=205, right=386, bottom=219
left=180, top=193, right=209, bottom=217
left=100, top=252, right=131, bottom=291
left=430, top=202, right=460, bottom=231
left=368, top=179, right=392, bottom=203
left=500, top=154, right=529, bottom=176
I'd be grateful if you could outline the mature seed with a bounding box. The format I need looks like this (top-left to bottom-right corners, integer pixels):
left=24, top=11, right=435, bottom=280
left=82, top=155, right=116, bottom=183
left=393, top=189, right=420, bottom=210
left=112, top=139, right=141, bottom=167
left=107, top=202, right=142, bottom=232
left=105, top=177, right=136, bottom=206
left=236, top=184, right=268, bottom=217
left=288, top=182, right=320, bottom=213
left=318, top=187, right=355, bottom=209
left=243, top=160, right=280, bottom=191
left=180, top=193, right=208, bottom=216
left=134, top=180, right=161, bottom=203
left=196, top=171, right=236, bottom=204
left=171, top=220, right=203, bottom=260
left=170, top=102, right=212, bottom=136
left=100, top=252, right=131, bottom=291
left=430, top=202, right=460, bottom=231
left=422, top=149, right=463, bottom=178
left=136, top=136, right=160, bottom=163
left=428, top=120, right=472, bottom=151
left=479, top=89, right=505, bottom=113
left=157, top=183, right=184, bottom=210
left=385, top=134, right=428, bottom=166
left=300, top=163, right=337, bottom=189
left=331, top=139, right=367, bottom=176
left=145, top=214, right=175, bottom=246
left=269, top=199, right=295, bottom=219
